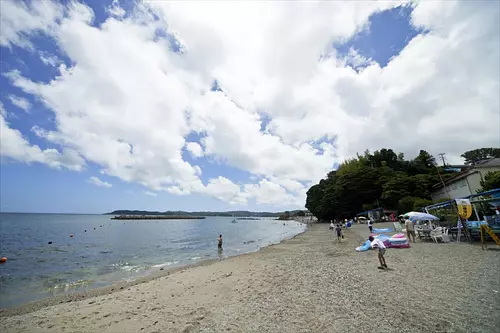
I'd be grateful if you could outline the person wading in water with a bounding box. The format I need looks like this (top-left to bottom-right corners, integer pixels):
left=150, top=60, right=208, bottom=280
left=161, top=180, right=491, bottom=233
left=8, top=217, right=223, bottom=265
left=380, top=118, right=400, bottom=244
left=218, top=234, right=223, bottom=250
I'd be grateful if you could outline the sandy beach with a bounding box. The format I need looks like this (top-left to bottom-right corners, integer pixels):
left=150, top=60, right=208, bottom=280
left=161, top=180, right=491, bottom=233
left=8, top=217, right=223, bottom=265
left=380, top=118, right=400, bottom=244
left=1, top=223, right=499, bottom=333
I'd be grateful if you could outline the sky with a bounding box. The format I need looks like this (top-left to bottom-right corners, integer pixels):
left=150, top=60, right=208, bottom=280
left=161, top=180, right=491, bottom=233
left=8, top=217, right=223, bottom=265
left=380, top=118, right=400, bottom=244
left=0, top=0, right=499, bottom=214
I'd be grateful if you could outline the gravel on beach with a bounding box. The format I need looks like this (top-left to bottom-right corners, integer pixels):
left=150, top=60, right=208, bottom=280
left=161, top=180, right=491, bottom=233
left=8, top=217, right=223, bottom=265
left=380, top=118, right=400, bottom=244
left=1, top=223, right=499, bottom=333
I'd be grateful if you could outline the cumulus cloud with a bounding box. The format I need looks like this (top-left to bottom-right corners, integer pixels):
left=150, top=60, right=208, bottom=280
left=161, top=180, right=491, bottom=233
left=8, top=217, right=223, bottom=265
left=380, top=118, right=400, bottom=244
left=0, top=0, right=64, bottom=49
left=39, top=51, right=61, bottom=67
left=0, top=0, right=498, bottom=208
left=88, top=176, right=112, bottom=188
left=0, top=109, right=85, bottom=171
left=185, top=142, right=204, bottom=158
left=8, top=95, right=31, bottom=113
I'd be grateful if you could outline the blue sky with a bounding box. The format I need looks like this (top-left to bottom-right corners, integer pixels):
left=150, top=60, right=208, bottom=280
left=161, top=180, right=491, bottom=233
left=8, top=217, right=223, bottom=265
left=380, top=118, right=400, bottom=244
left=0, top=2, right=420, bottom=213
left=1, top=1, right=495, bottom=213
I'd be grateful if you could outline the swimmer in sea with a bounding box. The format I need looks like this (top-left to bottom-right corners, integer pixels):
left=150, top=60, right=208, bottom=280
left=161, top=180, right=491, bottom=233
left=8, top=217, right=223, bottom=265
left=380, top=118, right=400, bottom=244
left=218, top=234, right=223, bottom=250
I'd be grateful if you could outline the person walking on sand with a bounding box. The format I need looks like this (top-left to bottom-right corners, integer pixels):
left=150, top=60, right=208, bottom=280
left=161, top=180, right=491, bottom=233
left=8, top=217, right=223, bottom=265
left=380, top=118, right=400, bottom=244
left=405, top=218, right=416, bottom=243
left=218, top=234, right=223, bottom=250
left=368, top=219, right=373, bottom=233
left=335, top=224, right=342, bottom=241
left=368, top=235, right=387, bottom=269
left=330, top=221, right=334, bottom=230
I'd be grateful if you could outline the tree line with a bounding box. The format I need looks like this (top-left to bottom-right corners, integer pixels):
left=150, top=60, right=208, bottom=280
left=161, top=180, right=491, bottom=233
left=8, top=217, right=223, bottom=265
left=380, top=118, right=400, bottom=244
left=305, top=148, right=500, bottom=221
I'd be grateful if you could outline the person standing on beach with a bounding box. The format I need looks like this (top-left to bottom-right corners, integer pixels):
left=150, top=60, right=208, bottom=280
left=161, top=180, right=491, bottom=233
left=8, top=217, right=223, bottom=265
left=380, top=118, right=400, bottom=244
left=405, top=219, right=416, bottom=243
left=368, top=219, right=373, bottom=233
left=368, top=235, right=387, bottom=269
left=335, top=224, right=342, bottom=241
left=218, top=234, right=223, bottom=250
left=329, top=221, right=334, bottom=230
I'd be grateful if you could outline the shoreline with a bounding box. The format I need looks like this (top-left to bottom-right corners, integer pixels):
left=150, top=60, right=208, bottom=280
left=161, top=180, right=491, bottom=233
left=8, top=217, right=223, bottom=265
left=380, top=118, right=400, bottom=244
left=0, top=223, right=309, bottom=318
left=2, top=223, right=498, bottom=333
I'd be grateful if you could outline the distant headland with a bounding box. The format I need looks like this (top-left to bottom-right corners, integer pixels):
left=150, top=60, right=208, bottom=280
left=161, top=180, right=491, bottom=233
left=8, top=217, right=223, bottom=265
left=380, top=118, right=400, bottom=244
left=105, top=210, right=304, bottom=218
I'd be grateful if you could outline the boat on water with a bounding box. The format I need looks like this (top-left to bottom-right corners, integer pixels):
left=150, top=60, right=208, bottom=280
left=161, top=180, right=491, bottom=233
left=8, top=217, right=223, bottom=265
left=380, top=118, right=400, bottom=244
left=230, top=219, right=238, bottom=223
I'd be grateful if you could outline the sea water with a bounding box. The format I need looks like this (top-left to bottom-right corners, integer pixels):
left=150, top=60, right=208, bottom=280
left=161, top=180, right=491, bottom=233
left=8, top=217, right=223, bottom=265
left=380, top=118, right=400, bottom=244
left=0, top=213, right=306, bottom=308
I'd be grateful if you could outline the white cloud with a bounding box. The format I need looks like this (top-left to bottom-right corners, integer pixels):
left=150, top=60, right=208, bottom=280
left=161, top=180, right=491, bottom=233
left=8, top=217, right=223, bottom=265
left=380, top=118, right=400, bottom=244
left=1, top=0, right=498, bottom=208
left=0, top=0, right=64, bottom=49
left=107, top=0, right=125, bottom=18
left=203, top=176, right=247, bottom=205
left=88, top=176, right=112, bottom=188
left=0, top=107, right=85, bottom=171
left=185, top=142, right=203, bottom=158
left=39, top=51, right=61, bottom=67
left=8, top=95, right=31, bottom=113
left=143, top=191, right=157, bottom=197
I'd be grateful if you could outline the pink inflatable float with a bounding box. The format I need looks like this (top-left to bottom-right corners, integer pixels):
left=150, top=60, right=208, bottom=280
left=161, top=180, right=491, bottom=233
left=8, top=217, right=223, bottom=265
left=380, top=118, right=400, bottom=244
left=388, top=234, right=410, bottom=248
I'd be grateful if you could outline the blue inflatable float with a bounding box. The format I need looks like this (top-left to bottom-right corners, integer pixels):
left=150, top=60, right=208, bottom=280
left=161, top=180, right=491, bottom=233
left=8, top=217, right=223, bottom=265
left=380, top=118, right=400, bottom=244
left=355, top=240, right=371, bottom=252
left=356, top=234, right=390, bottom=252
left=372, top=228, right=393, bottom=233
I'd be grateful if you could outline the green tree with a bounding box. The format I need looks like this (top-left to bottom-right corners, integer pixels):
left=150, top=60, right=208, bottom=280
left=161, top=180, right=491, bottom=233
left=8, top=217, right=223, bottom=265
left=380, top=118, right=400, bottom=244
left=381, top=172, right=413, bottom=208
left=412, top=174, right=437, bottom=199
left=461, top=148, right=500, bottom=165
left=479, top=171, right=500, bottom=192
left=413, top=198, right=433, bottom=211
left=398, top=196, right=416, bottom=213
left=414, top=150, right=436, bottom=169
left=305, top=147, right=492, bottom=221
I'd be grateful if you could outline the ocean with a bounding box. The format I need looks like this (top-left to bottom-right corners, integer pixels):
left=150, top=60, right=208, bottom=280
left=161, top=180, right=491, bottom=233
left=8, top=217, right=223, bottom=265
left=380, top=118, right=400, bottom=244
left=0, top=213, right=306, bottom=308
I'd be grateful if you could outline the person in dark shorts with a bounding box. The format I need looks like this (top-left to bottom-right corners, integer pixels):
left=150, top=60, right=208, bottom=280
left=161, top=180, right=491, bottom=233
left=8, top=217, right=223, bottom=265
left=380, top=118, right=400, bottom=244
left=369, top=235, right=387, bottom=269
left=368, top=219, right=373, bottom=233
left=335, top=224, right=342, bottom=241
left=218, top=234, right=223, bottom=250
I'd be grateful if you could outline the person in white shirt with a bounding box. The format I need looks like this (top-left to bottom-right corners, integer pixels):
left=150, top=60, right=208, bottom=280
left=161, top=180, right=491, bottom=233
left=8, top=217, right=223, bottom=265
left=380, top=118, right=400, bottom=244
left=368, top=235, right=387, bottom=269
left=368, top=220, right=373, bottom=233
left=405, top=219, right=416, bottom=242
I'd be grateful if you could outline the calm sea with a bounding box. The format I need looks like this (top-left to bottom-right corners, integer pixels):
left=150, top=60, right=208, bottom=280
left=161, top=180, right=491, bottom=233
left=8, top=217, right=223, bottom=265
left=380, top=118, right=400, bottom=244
left=0, top=213, right=306, bottom=308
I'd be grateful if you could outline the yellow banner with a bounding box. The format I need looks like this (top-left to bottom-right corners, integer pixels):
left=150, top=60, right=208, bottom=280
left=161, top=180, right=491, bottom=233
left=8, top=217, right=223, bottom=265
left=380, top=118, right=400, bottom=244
left=455, top=199, right=472, bottom=219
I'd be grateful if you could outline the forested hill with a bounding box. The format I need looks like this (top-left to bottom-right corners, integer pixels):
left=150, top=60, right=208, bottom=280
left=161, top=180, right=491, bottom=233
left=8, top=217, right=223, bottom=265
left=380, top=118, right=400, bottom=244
left=305, top=148, right=500, bottom=221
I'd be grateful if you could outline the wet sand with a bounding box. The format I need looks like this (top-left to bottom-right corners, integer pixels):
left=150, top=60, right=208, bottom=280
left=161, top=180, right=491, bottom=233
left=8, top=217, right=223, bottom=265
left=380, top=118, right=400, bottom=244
left=1, top=223, right=499, bottom=333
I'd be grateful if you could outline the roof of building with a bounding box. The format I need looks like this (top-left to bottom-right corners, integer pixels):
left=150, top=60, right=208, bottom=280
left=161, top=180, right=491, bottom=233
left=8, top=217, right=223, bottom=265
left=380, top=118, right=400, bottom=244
left=474, top=158, right=500, bottom=168
left=432, top=170, right=477, bottom=189
left=432, top=158, right=500, bottom=190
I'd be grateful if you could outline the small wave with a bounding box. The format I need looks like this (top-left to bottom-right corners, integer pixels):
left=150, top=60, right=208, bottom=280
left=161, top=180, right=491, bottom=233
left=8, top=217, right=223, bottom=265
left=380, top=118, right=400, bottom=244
left=53, top=279, right=92, bottom=291
left=152, top=261, right=179, bottom=268
left=121, top=265, right=142, bottom=272
left=189, top=256, right=201, bottom=260
left=243, top=240, right=256, bottom=244
left=100, top=250, right=113, bottom=254
left=110, top=262, right=144, bottom=272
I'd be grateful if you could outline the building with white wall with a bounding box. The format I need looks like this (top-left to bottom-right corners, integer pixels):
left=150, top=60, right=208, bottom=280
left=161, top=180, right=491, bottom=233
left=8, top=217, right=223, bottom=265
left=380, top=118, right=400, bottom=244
left=431, top=158, right=500, bottom=202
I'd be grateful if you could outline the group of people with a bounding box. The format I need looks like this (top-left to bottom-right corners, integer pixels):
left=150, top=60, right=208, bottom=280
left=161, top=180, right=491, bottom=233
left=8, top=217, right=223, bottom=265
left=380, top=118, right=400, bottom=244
left=329, top=221, right=345, bottom=241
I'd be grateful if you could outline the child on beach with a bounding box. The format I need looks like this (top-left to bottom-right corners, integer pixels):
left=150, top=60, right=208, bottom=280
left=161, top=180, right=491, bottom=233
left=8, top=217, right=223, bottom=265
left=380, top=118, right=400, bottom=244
left=368, top=235, right=387, bottom=269
left=335, top=224, right=342, bottom=241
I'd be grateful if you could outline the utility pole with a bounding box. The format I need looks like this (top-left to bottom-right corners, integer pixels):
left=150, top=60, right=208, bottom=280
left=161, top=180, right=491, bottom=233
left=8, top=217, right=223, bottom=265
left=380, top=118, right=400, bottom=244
left=438, top=153, right=446, bottom=167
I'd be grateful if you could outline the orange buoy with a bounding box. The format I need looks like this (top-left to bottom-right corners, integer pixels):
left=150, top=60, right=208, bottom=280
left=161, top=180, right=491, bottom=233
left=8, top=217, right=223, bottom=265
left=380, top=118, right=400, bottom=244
left=0, top=257, right=7, bottom=263
left=70, top=234, right=74, bottom=238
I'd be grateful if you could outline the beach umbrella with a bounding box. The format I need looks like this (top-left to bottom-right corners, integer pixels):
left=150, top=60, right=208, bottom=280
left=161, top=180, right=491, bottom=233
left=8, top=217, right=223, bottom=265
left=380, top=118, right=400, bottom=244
left=358, top=216, right=367, bottom=220
left=403, top=211, right=439, bottom=222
